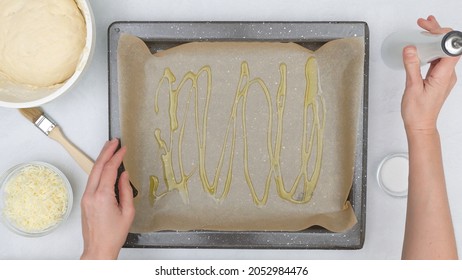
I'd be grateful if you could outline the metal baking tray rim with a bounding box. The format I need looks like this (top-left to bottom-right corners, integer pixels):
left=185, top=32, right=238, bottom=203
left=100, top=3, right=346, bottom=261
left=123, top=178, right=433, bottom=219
left=108, top=21, right=369, bottom=250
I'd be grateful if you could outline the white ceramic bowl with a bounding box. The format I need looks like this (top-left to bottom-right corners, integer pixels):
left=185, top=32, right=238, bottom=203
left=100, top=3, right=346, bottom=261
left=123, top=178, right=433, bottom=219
left=0, top=162, right=73, bottom=237
left=0, top=0, right=95, bottom=108
left=377, top=153, right=409, bottom=197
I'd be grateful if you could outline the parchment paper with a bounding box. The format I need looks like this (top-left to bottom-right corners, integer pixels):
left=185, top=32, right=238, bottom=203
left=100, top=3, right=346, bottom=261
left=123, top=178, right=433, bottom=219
left=118, top=34, right=364, bottom=233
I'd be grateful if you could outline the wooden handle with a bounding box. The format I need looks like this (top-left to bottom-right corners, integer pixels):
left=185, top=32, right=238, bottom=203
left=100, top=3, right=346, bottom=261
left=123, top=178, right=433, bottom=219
left=48, top=126, right=95, bottom=175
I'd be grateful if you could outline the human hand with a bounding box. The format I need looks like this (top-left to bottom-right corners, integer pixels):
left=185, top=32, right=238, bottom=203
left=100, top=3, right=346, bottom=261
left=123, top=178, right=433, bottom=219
left=401, top=15, right=460, bottom=135
left=80, top=139, right=135, bottom=260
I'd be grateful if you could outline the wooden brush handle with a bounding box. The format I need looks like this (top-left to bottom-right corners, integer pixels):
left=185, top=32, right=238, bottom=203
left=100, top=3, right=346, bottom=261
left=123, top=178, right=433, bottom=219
left=48, top=126, right=94, bottom=175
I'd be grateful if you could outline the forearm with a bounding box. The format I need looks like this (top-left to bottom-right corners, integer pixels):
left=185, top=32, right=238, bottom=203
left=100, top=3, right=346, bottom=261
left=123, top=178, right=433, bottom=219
left=80, top=249, right=119, bottom=260
left=402, top=129, right=457, bottom=259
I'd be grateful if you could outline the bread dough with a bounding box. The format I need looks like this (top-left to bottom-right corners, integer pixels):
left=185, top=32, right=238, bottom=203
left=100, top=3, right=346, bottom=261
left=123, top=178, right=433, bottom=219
left=0, top=0, right=86, bottom=87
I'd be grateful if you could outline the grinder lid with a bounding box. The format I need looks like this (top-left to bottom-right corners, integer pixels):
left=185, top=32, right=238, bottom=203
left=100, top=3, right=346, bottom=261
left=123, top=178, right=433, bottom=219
left=442, top=30, right=462, bottom=56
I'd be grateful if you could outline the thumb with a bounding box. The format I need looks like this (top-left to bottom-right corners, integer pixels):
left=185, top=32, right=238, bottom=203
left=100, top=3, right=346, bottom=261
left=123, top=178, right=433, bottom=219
left=118, top=171, right=135, bottom=218
left=403, top=46, right=423, bottom=88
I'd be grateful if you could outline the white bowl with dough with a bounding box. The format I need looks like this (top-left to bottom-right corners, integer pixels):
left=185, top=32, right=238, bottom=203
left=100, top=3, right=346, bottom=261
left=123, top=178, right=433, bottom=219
left=0, top=0, right=95, bottom=108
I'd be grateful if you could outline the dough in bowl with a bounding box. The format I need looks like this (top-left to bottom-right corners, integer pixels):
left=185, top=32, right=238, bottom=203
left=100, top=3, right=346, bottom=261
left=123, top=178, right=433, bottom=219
left=0, top=0, right=86, bottom=87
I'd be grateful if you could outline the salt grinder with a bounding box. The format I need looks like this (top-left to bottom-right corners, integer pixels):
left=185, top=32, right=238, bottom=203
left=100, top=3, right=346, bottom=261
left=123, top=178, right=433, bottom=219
left=381, top=29, right=462, bottom=69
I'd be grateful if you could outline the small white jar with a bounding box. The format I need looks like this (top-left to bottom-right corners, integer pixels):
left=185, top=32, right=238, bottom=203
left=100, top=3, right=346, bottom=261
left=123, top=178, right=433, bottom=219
left=377, top=153, right=409, bottom=197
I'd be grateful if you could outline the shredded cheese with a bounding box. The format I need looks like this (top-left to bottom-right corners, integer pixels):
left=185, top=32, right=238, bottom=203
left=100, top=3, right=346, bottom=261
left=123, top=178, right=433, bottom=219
left=3, top=164, right=68, bottom=233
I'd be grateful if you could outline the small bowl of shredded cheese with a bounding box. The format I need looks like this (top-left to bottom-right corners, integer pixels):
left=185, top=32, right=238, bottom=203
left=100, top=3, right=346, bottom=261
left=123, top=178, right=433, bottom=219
left=0, top=162, right=73, bottom=237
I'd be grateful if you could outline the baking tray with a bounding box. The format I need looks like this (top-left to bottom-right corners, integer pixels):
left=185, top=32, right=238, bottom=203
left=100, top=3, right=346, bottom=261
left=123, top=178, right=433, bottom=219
left=108, top=21, right=369, bottom=249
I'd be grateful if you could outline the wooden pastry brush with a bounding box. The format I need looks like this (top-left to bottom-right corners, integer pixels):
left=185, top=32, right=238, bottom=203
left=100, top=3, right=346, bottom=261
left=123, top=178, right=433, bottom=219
left=18, top=107, right=139, bottom=198
left=18, top=107, right=94, bottom=174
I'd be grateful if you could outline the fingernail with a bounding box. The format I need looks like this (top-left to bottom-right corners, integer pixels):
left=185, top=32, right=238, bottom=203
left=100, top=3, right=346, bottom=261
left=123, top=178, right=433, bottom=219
left=104, top=138, right=117, bottom=148
left=404, top=46, right=417, bottom=57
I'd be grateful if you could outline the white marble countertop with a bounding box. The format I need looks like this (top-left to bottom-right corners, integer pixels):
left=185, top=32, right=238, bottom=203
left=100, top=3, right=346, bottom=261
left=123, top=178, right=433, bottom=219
left=1, top=0, right=462, bottom=260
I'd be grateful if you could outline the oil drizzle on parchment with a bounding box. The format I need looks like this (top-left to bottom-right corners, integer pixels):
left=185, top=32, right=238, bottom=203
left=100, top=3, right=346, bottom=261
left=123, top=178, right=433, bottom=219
left=149, top=57, right=325, bottom=206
